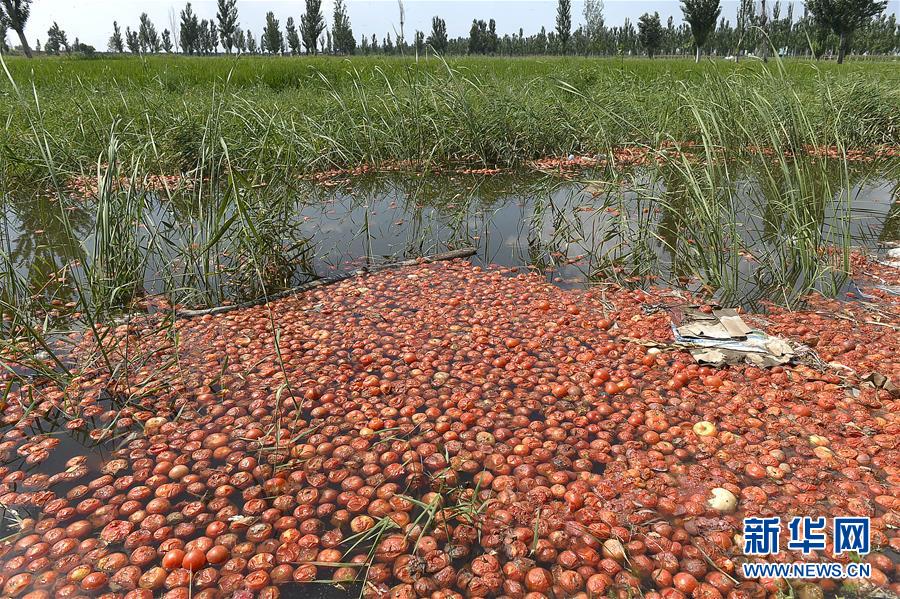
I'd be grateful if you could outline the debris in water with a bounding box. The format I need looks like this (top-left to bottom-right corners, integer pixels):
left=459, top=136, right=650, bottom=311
left=669, top=305, right=798, bottom=367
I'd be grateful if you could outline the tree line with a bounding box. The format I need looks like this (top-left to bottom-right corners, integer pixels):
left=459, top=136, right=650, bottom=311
left=1, top=0, right=896, bottom=63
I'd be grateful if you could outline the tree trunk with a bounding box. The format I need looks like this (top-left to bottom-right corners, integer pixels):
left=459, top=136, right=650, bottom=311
left=16, top=28, right=33, bottom=58
left=695, top=45, right=701, bottom=63
left=837, top=32, right=846, bottom=64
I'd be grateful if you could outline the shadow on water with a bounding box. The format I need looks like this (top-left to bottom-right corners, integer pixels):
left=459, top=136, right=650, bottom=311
left=279, top=583, right=363, bottom=599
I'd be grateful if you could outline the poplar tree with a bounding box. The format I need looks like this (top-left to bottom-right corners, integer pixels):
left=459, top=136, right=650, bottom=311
left=125, top=27, right=140, bottom=54
left=0, top=0, right=32, bottom=57
left=286, top=17, right=301, bottom=54
left=0, top=17, right=8, bottom=53
left=556, top=0, right=572, bottom=53
left=216, top=0, right=239, bottom=53
left=179, top=2, right=200, bottom=54
left=108, top=21, right=124, bottom=53
left=681, top=0, right=722, bottom=61
left=300, top=0, right=326, bottom=54
left=805, top=0, right=888, bottom=63
left=45, top=21, right=68, bottom=55
left=261, top=11, right=283, bottom=55
left=332, top=0, right=355, bottom=54
left=583, top=0, right=605, bottom=52
left=638, top=11, right=663, bottom=57
left=427, top=16, right=448, bottom=53
left=138, top=13, right=160, bottom=53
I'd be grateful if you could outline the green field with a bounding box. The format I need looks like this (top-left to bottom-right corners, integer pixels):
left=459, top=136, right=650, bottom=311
left=1, top=55, right=898, bottom=178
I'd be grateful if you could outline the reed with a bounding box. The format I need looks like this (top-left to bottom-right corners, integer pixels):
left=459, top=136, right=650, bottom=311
left=1, top=55, right=897, bottom=180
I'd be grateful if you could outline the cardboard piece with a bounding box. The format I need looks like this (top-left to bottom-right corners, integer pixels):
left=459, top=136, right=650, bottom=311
left=670, top=305, right=797, bottom=367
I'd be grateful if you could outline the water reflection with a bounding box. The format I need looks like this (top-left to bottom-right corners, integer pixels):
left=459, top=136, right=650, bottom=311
left=2, top=190, right=90, bottom=308
left=1, top=163, right=897, bottom=323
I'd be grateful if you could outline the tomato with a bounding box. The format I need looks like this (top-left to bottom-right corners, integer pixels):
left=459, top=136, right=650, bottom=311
left=161, top=549, right=185, bottom=570
left=182, top=548, right=207, bottom=571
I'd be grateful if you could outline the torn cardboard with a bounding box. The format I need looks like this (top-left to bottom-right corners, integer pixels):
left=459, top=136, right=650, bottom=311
left=670, top=306, right=797, bottom=367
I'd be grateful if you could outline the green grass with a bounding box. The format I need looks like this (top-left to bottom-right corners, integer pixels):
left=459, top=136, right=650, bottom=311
left=1, top=55, right=898, bottom=180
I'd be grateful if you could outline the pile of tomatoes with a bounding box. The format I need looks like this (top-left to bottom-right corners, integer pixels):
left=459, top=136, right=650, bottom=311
left=0, top=259, right=896, bottom=598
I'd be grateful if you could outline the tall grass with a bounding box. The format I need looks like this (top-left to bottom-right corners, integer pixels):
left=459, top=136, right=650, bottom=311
left=0, top=56, right=897, bottom=181
left=584, top=58, right=892, bottom=308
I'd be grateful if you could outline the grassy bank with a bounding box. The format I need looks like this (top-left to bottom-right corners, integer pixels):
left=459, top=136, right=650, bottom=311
left=1, top=55, right=898, bottom=179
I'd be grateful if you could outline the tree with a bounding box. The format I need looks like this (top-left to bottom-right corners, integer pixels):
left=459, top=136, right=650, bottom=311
left=196, top=19, right=218, bottom=53
left=392, top=0, right=404, bottom=53
left=208, top=18, right=218, bottom=52
left=180, top=2, right=200, bottom=54
left=332, top=0, right=355, bottom=54
left=234, top=28, right=246, bottom=52
left=556, top=0, right=572, bottom=53
left=681, top=0, right=722, bottom=61
left=246, top=29, right=257, bottom=53
left=139, top=13, right=160, bottom=53
left=536, top=25, right=548, bottom=53
left=125, top=27, right=140, bottom=54
left=196, top=19, right=207, bottom=52
left=162, top=29, right=173, bottom=52
left=414, top=30, right=424, bottom=54
left=638, top=11, right=663, bottom=57
left=805, top=0, right=888, bottom=63
left=198, top=19, right=210, bottom=53
left=735, top=0, right=755, bottom=59
left=755, top=0, right=770, bottom=61
left=72, top=38, right=95, bottom=56
left=583, top=0, right=605, bottom=52
left=285, top=17, right=301, bottom=54
left=108, top=21, right=124, bottom=53
left=427, top=16, right=448, bottom=53
left=769, top=1, right=793, bottom=54
left=300, top=0, right=326, bottom=54
left=0, top=0, right=32, bottom=57
left=0, top=15, right=8, bottom=53
left=261, top=11, right=283, bottom=55
left=469, top=19, right=489, bottom=54
left=216, top=0, right=239, bottom=53
left=45, top=21, right=68, bottom=55
left=488, top=19, right=499, bottom=53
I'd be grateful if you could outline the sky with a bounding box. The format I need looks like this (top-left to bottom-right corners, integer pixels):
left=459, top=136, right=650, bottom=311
left=19, top=0, right=900, bottom=50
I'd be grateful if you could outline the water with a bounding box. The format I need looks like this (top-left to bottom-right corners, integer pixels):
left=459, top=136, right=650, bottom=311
left=2, top=165, right=896, bottom=323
